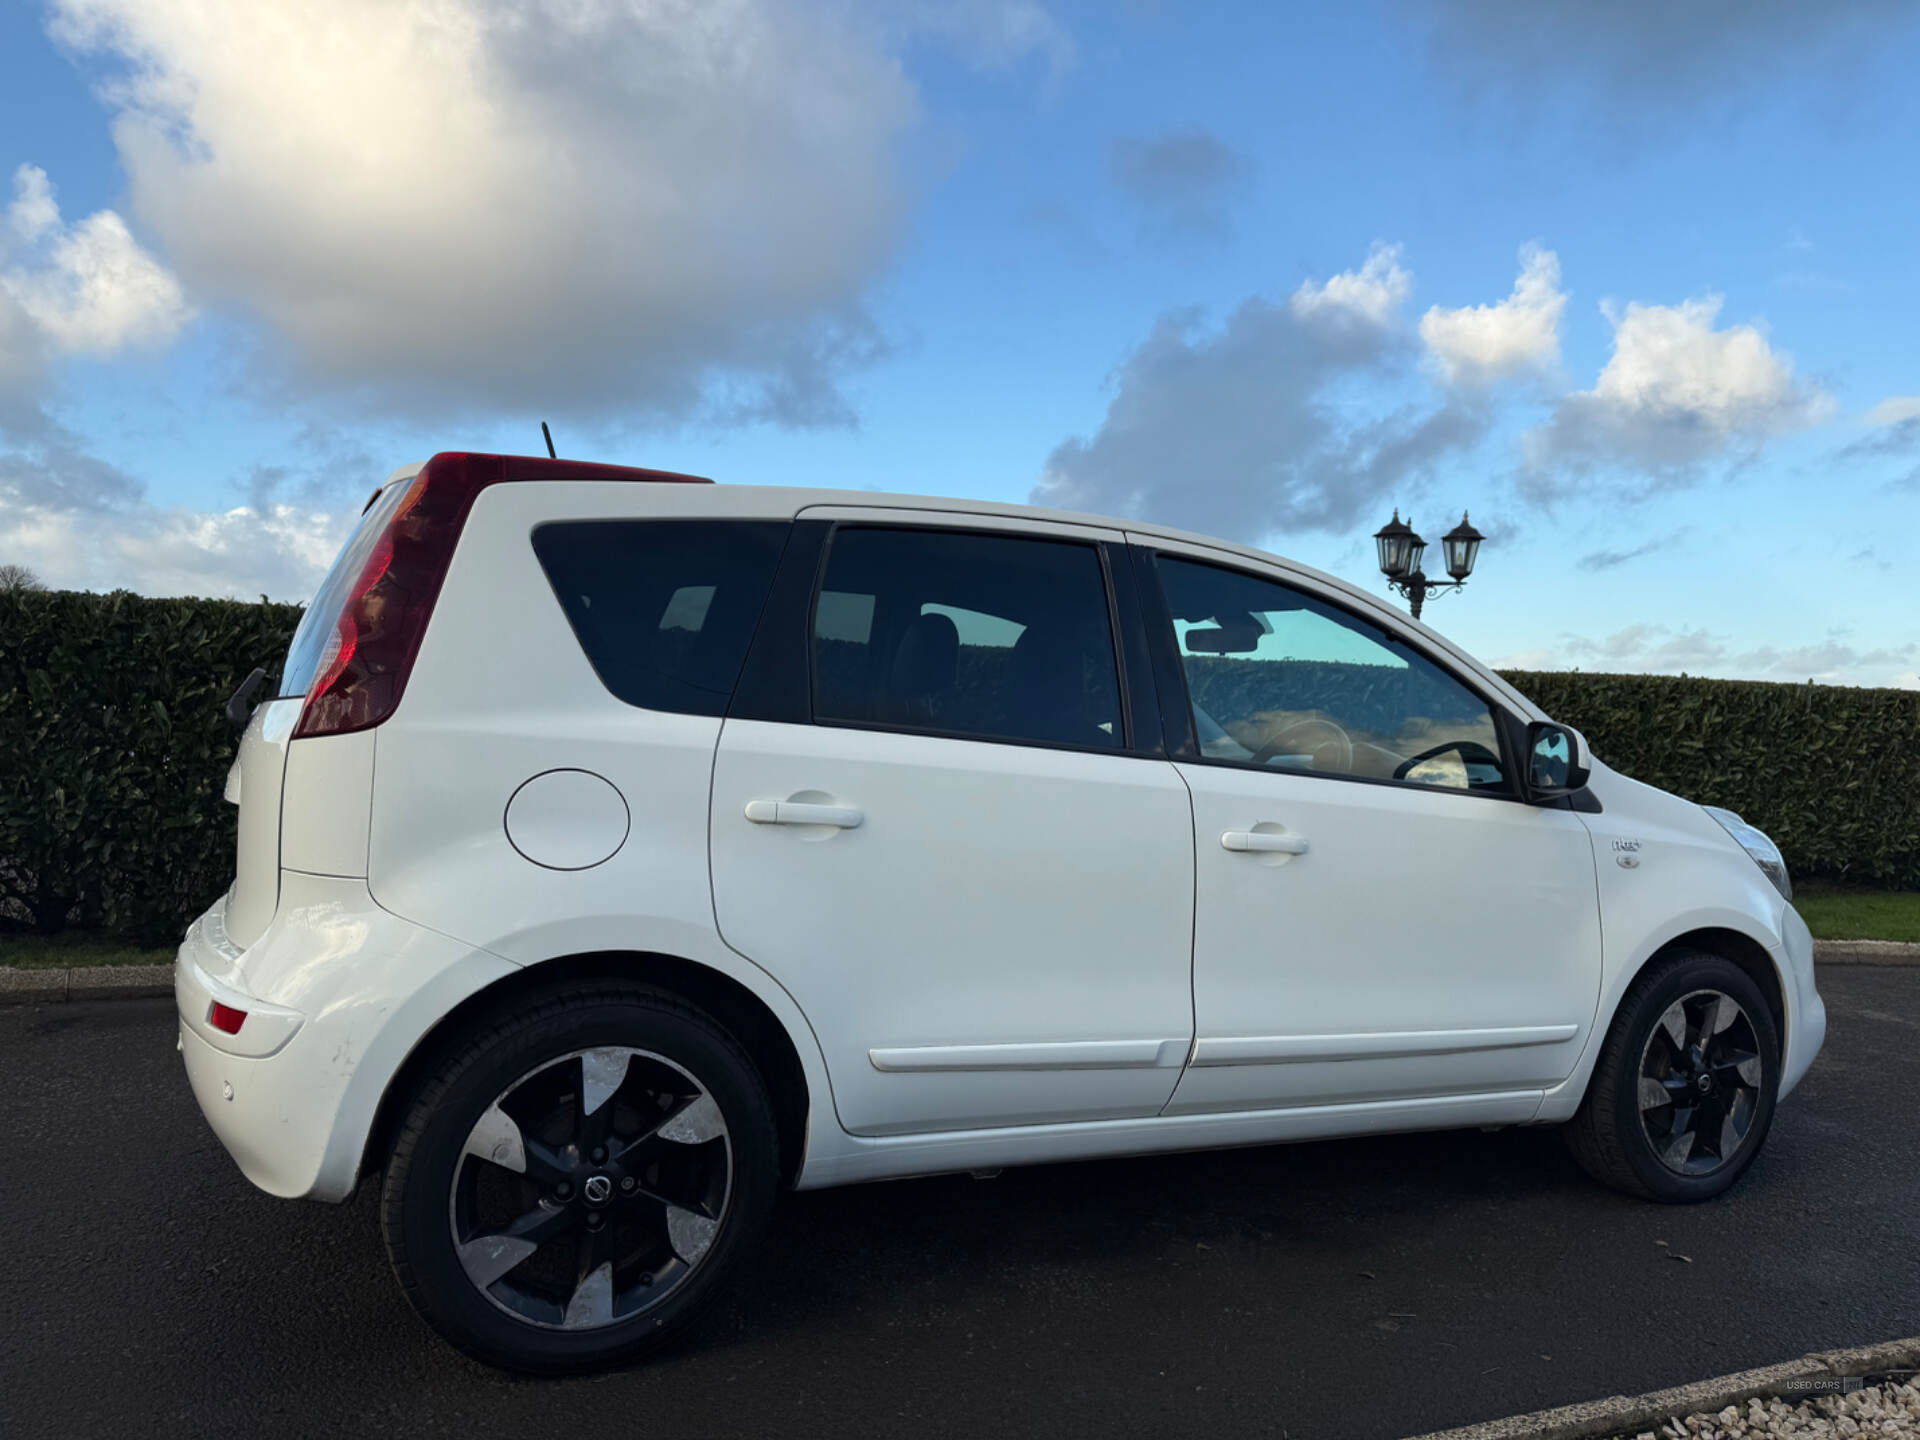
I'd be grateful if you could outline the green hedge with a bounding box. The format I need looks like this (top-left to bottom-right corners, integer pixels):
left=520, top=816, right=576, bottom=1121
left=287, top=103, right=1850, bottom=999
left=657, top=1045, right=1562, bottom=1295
left=1, top=590, right=302, bottom=943
left=3, top=589, right=1916, bottom=946
left=1504, top=669, right=1920, bottom=891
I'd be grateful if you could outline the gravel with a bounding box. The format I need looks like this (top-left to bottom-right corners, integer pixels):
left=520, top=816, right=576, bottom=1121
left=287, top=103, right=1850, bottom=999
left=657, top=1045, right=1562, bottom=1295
left=1619, top=1378, right=1920, bottom=1439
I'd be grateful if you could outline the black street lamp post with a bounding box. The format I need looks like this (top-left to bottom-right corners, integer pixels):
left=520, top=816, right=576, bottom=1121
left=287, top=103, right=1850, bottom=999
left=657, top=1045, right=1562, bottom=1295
left=1373, top=509, right=1485, bottom=620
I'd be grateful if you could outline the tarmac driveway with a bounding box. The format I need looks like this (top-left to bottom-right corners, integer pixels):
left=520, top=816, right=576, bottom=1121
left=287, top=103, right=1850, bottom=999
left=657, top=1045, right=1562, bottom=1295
left=3, top=966, right=1915, bottom=1439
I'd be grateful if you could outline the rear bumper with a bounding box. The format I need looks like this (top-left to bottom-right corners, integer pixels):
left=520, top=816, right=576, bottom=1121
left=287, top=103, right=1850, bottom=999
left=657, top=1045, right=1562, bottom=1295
left=175, top=874, right=518, bottom=1201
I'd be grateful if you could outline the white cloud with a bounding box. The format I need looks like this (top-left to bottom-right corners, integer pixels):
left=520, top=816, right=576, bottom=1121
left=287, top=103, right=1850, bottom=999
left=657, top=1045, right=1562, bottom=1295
left=1287, top=244, right=1412, bottom=332
left=0, top=291, right=45, bottom=432
left=6, top=166, right=59, bottom=243
left=45, top=0, right=982, bottom=425
left=1524, top=294, right=1831, bottom=494
left=1568, top=623, right=1732, bottom=674
left=1419, top=243, right=1564, bottom=384
left=3, top=167, right=191, bottom=358
left=1033, top=244, right=1487, bottom=542
left=1866, top=395, right=1920, bottom=427
left=1586, top=297, right=1812, bottom=422
left=0, top=163, right=190, bottom=420
left=0, top=487, right=348, bottom=600
left=1741, top=639, right=1918, bottom=683
left=0, top=417, right=371, bottom=598
left=0, top=438, right=141, bottom=511
left=1033, top=242, right=1834, bottom=553
left=1501, top=623, right=1918, bottom=689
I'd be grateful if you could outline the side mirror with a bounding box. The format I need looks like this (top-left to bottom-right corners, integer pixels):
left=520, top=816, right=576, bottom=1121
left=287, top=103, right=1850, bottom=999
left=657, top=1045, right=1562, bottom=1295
left=1524, top=720, right=1590, bottom=802
left=226, top=666, right=268, bottom=732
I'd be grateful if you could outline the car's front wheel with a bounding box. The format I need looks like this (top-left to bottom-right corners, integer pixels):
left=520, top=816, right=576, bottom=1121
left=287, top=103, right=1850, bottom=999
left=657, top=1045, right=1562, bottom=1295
left=1564, top=948, right=1780, bottom=1203
left=380, top=983, right=778, bottom=1372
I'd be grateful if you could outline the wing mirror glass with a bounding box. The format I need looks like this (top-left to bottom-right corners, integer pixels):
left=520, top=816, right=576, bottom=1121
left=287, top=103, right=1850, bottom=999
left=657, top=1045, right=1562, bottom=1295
left=1525, top=721, right=1590, bottom=801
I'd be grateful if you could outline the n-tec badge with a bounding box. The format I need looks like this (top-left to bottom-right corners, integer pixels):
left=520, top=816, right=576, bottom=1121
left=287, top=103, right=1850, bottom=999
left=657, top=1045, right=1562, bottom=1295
left=1613, top=838, right=1642, bottom=869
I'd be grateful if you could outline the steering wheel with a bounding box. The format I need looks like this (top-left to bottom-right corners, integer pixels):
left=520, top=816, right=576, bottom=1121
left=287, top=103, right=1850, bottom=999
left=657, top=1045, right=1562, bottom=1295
left=1392, top=739, right=1504, bottom=783
left=1248, top=717, right=1353, bottom=772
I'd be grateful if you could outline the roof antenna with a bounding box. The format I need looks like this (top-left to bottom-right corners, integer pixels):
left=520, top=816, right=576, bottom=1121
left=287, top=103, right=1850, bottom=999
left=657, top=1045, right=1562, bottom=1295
left=540, top=421, right=557, bottom=459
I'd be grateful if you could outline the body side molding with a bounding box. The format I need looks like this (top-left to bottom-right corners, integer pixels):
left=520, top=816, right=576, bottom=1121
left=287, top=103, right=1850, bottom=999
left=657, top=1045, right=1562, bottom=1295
left=1191, top=1024, right=1580, bottom=1068
left=869, top=1038, right=1192, bottom=1073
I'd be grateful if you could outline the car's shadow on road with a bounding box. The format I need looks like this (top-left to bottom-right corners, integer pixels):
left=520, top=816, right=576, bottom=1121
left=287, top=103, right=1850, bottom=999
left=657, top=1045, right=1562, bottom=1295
left=709, top=1124, right=1595, bottom=1344
left=307, top=1119, right=1590, bottom=1373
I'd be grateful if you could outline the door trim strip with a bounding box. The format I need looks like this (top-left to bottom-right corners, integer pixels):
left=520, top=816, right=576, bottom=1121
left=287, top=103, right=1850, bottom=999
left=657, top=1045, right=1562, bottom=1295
left=1190, top=1024, right=1579, bottom=1067
left=869, top=1038, right=1192, bottom=1072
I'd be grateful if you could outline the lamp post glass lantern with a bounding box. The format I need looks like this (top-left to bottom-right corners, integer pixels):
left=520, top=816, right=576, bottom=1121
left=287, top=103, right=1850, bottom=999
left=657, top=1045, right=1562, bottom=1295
left=1441, top=512, right=1484, bottom=581
left=1373, top=510, right=1419, bottom=579
left=1375, top=508, right=1484, bottom=619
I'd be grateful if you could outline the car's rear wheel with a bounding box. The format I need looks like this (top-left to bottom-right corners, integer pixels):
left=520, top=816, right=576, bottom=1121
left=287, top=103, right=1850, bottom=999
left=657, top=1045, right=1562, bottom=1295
left=1564, top=948, right=1780, bottom=1202
left=380, top=984, right=777, bottom=1372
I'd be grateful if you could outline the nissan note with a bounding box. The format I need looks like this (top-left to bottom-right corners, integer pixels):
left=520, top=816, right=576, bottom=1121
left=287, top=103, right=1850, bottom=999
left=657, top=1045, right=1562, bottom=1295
left=175, top=451, right=1825, bottom=1372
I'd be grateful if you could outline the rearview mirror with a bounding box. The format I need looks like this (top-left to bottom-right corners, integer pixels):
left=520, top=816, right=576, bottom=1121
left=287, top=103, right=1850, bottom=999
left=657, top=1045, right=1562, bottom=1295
left=1181, top=613, right=1269, bottom=654
left=1525, top=721, right=1590, bottom=801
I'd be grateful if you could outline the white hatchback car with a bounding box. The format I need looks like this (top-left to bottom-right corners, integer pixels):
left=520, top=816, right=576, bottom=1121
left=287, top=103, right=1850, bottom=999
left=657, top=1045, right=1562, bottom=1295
left=177, top=451, right=1824, bottom=1372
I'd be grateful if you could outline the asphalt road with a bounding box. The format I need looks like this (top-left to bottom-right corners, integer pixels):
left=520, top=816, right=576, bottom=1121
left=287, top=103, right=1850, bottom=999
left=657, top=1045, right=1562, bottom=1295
left=4, top=968, right=1916, bottom=1440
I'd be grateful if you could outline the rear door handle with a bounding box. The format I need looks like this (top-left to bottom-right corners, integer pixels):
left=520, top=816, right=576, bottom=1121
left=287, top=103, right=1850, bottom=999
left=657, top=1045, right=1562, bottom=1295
left=744, top=800, right=864, bottom=829
left=1221, top=830, right=1309, bottom=854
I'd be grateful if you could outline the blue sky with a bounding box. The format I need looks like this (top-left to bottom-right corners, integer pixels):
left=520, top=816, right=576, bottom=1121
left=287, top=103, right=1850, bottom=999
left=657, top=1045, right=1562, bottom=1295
left=3, top=0, right=1918, bottom=686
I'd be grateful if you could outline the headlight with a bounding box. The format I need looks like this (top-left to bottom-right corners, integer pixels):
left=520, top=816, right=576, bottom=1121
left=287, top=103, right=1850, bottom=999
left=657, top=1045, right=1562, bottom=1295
left=1702, top=805, right=1792, bottom=901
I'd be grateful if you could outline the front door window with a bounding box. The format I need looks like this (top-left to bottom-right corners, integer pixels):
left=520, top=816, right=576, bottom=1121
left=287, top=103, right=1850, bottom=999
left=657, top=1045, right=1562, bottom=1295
left=1156, top=555, right=1508, bottom=793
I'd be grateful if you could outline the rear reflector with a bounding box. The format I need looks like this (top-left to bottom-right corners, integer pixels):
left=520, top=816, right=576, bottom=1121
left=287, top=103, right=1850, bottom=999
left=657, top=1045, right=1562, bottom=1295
left=209, top=1002, right=248, bottom=1035
left=293, top=452, right=712, bottom=740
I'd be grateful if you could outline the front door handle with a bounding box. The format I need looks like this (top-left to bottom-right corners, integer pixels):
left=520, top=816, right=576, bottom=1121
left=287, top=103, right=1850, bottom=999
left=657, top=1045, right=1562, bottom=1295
left=1221, top=830, right=1309, bottom=855
left=744, top=800, right=865, bottom=829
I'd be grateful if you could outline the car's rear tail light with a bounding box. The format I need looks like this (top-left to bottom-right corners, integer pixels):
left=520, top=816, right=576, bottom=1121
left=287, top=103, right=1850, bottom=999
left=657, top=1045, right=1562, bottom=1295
left=209, top=1002, right=248, bottom=1035
left=293, top=460, right=457, bottom=739
left=293, top=452, right=711, bottom=739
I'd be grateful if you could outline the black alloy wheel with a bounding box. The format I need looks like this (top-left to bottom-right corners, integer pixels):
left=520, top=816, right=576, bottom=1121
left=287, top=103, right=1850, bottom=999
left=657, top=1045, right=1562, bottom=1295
left=382, top=984, right=777, bottom=1372
left=449, top=1046, right=733, bottom=1330
left=1564, top=948, right=1780, bottom=1203
left=1634, top=989, right=1765, bottom=1177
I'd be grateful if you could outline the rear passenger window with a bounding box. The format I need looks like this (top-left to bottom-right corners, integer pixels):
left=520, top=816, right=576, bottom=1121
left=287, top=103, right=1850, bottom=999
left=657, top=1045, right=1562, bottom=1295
left=810, top=527, right=1124, bottom=750
left=532, top=520, right=788, bottom=715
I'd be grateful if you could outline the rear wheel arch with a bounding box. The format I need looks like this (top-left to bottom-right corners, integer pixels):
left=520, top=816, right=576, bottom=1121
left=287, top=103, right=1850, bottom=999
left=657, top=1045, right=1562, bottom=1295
left=362, top=950, right=812, bottom=1190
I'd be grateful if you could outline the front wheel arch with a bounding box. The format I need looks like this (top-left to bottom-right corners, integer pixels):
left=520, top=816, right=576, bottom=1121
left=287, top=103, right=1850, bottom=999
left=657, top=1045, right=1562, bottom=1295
left=362, top=951, right=812, bottom=1191
left=1548, top=923, right=1789, bottom=1123
left=1656, top=926, right=1785, bottom=1040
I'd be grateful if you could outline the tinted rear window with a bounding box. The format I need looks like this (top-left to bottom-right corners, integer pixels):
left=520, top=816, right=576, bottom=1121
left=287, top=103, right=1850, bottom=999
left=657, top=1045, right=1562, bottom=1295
left=809, top=526, right=1124, bottom=750
left=532, top=520, right=789, bottom=715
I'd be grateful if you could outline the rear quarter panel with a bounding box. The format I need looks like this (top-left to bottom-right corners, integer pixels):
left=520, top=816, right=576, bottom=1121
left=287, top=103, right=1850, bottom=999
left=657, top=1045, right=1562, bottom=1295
left=364, top=481, right=845, bottom=1162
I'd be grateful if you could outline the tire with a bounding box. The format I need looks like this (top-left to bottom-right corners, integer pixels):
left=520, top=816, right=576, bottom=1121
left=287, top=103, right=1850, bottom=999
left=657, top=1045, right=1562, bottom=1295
left=1564, top=948, right=1780, bottom=1203
left=380, top=983, right=778, bottom=1373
